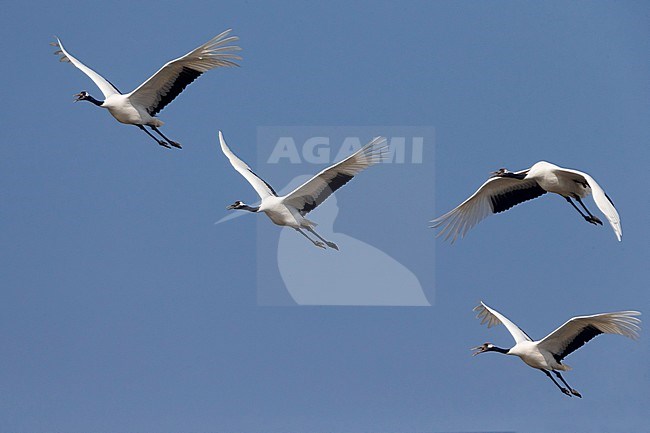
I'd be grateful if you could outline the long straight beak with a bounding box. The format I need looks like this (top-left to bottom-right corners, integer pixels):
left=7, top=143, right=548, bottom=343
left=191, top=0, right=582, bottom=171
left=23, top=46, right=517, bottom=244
left=73, top=93, right=83, bottom=102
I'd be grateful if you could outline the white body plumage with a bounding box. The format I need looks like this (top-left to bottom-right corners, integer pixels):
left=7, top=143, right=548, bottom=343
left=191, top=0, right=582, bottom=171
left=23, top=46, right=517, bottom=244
left=258, top=196, right=315, bottom=229
left=101, top=95, right=164, bottom=126
left=507, top=340, right=569, bottom=371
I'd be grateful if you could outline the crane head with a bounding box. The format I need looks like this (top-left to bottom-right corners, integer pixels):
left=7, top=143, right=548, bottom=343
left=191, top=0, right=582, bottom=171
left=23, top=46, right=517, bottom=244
left=471, top=343, right=494, bottom=356
left=227, top=200, right=245, bottom=210
left=74, top=91, right=90, bottom=102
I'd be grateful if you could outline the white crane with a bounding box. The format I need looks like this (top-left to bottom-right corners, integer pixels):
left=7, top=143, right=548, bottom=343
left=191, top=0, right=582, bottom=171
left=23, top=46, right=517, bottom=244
left=219, top=131, right=387, bottom=250
left=52, top=31, right=241, bottom=149
left=472, top=301, right=640, bottom=397
left=431, top=161, right=622, bottom=242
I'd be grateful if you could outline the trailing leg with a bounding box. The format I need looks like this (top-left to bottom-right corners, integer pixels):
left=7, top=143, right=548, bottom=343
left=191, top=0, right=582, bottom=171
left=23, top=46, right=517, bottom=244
left=306, top=227, right=339, bottom=250
left=541, top=369, right=571, bottom=396
left=575, top=196, right=602, bottom=225
left=564, top=197, right=600, bottom=226
left=295, top=228, right=325, bottom=249
left=554, top=371, right=582, bottom=398
left=151, top=126, right=182, bottom=149
left=137, top=125, right=171, bottom=148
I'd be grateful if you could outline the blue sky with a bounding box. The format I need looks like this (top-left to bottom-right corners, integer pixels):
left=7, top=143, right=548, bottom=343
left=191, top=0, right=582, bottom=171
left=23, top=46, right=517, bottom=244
left=1, top=1, right=649, bottom=432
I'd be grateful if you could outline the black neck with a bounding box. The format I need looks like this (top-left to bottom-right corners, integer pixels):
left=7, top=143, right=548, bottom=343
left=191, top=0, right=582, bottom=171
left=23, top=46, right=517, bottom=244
left=241, top=205, right=260, bottom=212
left=489, top=346, right=509, bottom=354
left=85, top=95, right=104, bottom=106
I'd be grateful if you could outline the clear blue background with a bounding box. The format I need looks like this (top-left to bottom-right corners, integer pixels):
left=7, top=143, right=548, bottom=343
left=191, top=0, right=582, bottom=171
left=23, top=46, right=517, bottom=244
left=1, top=1, right=648, bottom=432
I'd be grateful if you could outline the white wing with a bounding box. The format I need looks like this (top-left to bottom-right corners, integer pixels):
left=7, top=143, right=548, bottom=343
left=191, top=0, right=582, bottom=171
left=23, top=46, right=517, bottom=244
left=538, top=311, right=640, bottom=362
left=52, top=37, right=120, bottom=98
left=128, top=30, right=241, bottom=116
left=561, top=168, right=622, bottom=241
left=219, top=131, right=276, bottom=200
left=283, top=136, right=387, bottom=215
left=474, top=301, right=533, bottom=345
left=430, top=172, right=545, bottom=243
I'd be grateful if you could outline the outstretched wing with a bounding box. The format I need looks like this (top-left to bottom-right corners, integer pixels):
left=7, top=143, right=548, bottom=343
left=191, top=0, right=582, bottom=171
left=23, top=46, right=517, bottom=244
left=538, top=311, right=640, bottom=362
left=474, top=301, right=533, bottom=345
left=219, top=131, right=276, bottom=200
left=128, top=30, right=241, bottom=116
left=431, top=172, right=545, bottom=243
left=52, top=37, right=121, bottom=98
left=559, top=168, right=622, bottom=241
left=283, top=137, right=387, bottom=215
